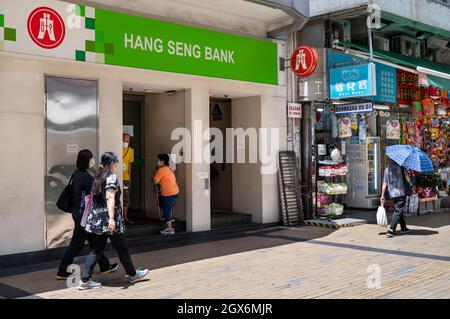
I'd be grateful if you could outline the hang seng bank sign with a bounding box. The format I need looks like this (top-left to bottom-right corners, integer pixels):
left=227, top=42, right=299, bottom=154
left=0, top=0, right=278, bottom=85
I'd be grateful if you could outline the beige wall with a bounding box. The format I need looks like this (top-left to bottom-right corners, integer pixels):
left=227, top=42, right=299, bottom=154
left=0, top=52, right=285, bottom=255
left=261, top=96, right=287, bottom=224
left=231, top=95, right=287, bottom=224
left=185, top=88, right=211, bottom=232
left=0, top=60, right=45, bottom=255
left=144, top=92, right=186, bottom=221
left=231, top=97, right=263, bottom=222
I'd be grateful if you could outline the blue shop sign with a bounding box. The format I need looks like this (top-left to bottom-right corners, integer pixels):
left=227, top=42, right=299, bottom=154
left=330, top=63, right=377, bottom=99
left=327, top=51, right=397, bottom=103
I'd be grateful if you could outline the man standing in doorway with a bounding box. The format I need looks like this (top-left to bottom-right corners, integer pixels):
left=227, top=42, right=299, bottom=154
left=123, top=133, right=134, bottom=224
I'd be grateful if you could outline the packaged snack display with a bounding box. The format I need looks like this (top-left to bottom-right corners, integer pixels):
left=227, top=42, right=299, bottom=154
left=339, top=117, right=352, bottom=138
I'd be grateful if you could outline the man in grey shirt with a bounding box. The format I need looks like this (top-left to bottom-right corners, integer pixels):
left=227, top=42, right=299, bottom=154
left=380, top=160, right=412, bottom=237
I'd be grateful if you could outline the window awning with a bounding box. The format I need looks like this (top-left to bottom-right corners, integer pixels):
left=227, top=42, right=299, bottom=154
left=339, top=41, right=450, bottom=90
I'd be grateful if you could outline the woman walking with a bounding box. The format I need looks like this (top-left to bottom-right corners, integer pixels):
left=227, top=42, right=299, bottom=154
left=56, top=149, right=117, bottom=280
left=153, top=154, right=179, bottom=235
left=79, top=152, right=149, bottom=290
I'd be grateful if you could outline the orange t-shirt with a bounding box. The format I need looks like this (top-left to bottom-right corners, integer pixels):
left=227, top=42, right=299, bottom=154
left=153, top=166, right=179, bottom=196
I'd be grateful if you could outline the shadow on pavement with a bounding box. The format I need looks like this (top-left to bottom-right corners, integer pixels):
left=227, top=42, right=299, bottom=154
left=403, top=211, right=450, bottom=229
left=377, top=229, right=439, bottom=236
left=0, top=225, right=335, bottom=298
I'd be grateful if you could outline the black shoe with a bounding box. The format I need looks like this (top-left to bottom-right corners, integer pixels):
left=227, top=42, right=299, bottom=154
left=100, top=263, right=119, bottom=275
left=386, top=229, right=396, bottom=238
left=56, top=272, right=71, bottom=280
left=400, top=228, right=411, bottom=234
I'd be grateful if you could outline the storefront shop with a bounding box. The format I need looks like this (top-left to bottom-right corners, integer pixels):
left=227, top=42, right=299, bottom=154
left=0, top=0, right=287, bottom=259
left=310, top=48, right=450, bottom=219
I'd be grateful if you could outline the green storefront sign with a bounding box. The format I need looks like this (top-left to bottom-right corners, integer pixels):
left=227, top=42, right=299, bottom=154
left=0, top=0, right=278, bottom=85
left=94, top=9, right=278, bottom=84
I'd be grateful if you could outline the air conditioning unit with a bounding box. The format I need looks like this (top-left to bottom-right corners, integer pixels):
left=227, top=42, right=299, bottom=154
left=373, top=35, right=390, bottom=51
left=391, top=35, right=421, bottom=58
left=332, top=20, right=351, bottom=43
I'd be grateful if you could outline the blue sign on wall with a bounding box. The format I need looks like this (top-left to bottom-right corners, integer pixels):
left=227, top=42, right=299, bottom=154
left=330, top=63, right=376, bottom=99
left=375, top=63, right=397, bottom=103
left=327, top=51, right=397, bottom=103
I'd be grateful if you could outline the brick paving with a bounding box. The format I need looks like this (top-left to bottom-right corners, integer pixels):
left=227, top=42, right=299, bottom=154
left=1, top=212, right=449, bottom=299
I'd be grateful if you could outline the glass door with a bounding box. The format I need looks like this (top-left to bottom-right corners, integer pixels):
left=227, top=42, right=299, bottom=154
left=367, top=137, right=381, bottom=196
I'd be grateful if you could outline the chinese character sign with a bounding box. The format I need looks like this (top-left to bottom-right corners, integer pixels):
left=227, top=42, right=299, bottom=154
left=330, top=63, right=376, bottom=99
left=397, top=70, right=419, bottom=106
left=373, top=63, right=397, bottom=103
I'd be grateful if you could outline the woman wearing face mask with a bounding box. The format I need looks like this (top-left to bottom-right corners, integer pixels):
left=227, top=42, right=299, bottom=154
left=80, top=152, right=149, bottom=290
left=153, top=154, right=179, bottom=235
left=57, top=150, right=118, bottom=280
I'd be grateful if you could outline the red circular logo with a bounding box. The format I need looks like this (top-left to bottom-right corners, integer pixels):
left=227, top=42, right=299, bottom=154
left=27, top=7, right=65, bottom=49
left=290, top=45, right=318, bottom=77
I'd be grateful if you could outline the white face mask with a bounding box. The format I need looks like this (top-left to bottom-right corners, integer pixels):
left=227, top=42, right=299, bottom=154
left=157, top=160, right=163, bottom=167
left=123, top=142, right=129, bottom=148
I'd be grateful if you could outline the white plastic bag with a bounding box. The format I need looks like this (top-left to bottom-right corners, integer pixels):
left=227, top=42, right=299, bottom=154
left=377, top=206, right=388, bottom=226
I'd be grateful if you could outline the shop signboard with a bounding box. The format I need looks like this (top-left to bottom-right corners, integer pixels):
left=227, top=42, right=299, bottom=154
left=327, top=51, right=397, bottom=103
left=288, top=103, right=302, bottom=118
left=290, top=45, right=318, bottom=77
left=334, top=102, right=373, bottom=114
left=0, top=0, right=278, bottom=85
left=397, top=69, right=419, bottom=106
left=329, top=63, right=377, bottom=99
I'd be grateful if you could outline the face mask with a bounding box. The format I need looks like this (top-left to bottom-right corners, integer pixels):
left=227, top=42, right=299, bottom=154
left=90, top=160, right=95, bottom=168
left=157, top=160, right=163, bottom=167
left=123, top=142, right=129, bottom=148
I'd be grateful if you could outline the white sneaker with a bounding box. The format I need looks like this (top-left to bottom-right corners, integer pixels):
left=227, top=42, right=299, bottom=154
left=78, top=280, right=102, bottom=290
left=128, top=268, right=149, bottom=284
left=160, top=228, right=175, bottom=235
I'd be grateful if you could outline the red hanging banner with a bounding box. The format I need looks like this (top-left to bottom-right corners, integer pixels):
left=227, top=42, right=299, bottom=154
left=397, top=70, right=419, bottom=106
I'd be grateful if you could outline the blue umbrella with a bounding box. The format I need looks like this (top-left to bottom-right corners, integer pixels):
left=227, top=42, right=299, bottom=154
left=386, top=145, right=434, bottom=173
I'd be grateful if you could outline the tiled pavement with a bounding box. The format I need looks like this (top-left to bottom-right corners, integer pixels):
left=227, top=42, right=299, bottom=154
left=1, top=212, right=449, bottom=299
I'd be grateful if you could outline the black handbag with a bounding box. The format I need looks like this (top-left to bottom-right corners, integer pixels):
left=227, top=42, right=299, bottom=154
left=56, top=174, right=74, bottom=213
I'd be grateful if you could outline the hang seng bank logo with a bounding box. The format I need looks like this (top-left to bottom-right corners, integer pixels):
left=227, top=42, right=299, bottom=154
left=27, top=7, right=66, bottom=49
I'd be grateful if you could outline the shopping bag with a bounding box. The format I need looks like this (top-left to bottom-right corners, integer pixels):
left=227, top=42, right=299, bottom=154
left=376, top=206, right=388, bottom=226
left=80, top=194, right=93, bottom=228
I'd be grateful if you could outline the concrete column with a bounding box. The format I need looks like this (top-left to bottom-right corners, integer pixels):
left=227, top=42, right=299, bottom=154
left=185, top=88, right=211, bottom=232
left=98, top=79, right=123, bottom=185
left=0, top=58, right=45, bottom=255
left=261, top=95, right=287, bottom=224
left=231, top=96, right=263, bottom=223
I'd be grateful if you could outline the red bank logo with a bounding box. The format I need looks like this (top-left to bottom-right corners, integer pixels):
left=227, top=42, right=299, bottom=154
left=27, top=7, right=65, bottom=49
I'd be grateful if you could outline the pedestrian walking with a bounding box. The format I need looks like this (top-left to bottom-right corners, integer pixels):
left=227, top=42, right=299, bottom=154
left=380, top=159, right=412, bottom=237
left=56, top=149, right=118, bottom=280
left=79, top=152, right=149, bottom=290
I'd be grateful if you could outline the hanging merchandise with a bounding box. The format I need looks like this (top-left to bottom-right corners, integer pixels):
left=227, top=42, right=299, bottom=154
left=422, top=98, right=435, bottom=116
left=359, top=115, right=367, bottom=143
left=350, top=114, right=358, bottom=130
left=386, top=119, right=400, bottom=140
left=338, top=116, right=352, bottom=138
left=411, top=101, right=423, bottom=119
left=331, top=113, right=339, bottom=138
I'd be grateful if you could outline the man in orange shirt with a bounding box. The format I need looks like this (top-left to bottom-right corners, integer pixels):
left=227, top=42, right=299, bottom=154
left=153, top=154, right=179, bottom=235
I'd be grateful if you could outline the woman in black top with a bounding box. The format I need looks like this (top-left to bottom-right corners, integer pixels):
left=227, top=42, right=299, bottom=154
left=56, top=150, right=117, bottom=279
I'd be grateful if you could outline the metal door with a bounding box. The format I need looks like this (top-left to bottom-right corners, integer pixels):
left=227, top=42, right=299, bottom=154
left=45, top=76, right=98, bottom=248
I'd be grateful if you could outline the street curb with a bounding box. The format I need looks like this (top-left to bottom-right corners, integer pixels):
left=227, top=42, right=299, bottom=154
left=303, top=220, right=355, bottom=229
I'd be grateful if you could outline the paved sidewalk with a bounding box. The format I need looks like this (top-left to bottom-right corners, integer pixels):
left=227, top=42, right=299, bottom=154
left=1, top=212, right=449, bottom=299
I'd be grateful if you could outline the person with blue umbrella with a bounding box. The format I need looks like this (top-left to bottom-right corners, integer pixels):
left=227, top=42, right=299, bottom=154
left=380, top=145, right=434, bottom=238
